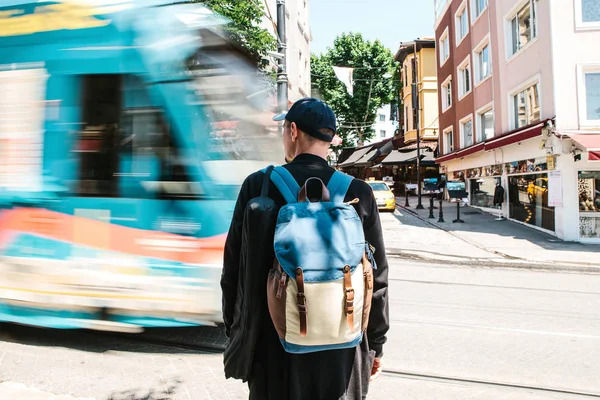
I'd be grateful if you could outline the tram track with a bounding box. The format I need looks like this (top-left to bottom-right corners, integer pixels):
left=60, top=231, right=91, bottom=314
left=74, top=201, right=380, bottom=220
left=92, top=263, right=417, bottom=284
left=381, top=369, right=600, bottom=398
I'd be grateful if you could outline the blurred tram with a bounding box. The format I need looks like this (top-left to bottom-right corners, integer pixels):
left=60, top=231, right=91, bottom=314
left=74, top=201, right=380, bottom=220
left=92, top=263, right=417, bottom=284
left=0, top=0, right=283, bottom=331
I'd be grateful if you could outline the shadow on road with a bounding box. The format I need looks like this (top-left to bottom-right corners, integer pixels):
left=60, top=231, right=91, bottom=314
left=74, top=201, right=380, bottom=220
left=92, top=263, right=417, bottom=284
left=0, top=322, right=227, bottom=355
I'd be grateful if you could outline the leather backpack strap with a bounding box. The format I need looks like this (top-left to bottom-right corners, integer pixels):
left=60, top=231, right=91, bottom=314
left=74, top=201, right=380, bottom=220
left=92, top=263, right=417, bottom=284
left=343, top=265, right=355, bottom=331
left=295, top=267, right=307, bottom=337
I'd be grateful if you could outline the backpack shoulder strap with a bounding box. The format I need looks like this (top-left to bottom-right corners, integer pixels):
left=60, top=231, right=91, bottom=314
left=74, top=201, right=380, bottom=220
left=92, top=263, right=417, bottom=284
left=270, top=166, right=300, bottom=204
left=327, top=171, right=354, bottom=203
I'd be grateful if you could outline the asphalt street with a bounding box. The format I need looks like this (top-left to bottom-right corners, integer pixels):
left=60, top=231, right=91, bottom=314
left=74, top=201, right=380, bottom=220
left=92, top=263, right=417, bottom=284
left=1, top=213, right=600, bottom=399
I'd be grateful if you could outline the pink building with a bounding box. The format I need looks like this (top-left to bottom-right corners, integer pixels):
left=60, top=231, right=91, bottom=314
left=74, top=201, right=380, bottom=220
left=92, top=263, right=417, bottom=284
left=434, top=0, right=600, bottom=243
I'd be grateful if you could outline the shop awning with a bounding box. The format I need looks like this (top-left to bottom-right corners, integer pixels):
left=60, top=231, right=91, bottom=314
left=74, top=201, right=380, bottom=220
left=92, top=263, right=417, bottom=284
left=567, top=133, right=600, bottom=161
left=354, top=148, right=380, bottom=167
left=381, top=150, right=418, bottom=165
left=338, top=146, right=373, bottom=167
left=436, top=119, right=550, bottom=164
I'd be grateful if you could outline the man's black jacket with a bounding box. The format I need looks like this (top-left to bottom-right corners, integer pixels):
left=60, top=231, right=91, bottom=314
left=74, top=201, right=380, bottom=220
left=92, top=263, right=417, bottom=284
left=221, top=154, right=390, bottom=398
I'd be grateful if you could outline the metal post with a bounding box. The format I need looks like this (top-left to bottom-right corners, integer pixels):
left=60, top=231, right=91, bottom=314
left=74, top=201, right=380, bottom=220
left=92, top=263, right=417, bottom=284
left=438, top=198, right=445, bottom=223
left=412, top=42, right=423, bottom=209
left=405, top=184, right=410, bottom=207
left=453, top=201, right=465, bottom=223
left=276, top=0, right=288, bottom=116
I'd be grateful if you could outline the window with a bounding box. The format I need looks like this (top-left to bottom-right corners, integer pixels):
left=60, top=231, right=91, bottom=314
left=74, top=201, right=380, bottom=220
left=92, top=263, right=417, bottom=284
left=460, top=117, right=473, bottom=148
left=512, top=82, right=540, bottom=129
left=584, top=71, right=600, bottom=121
left=441, top=77, right=452, bottom=111
left=508, top=173, right=555, bottom=232
left=477, top=108, right=494, bottom=141
left=577, top=171, right=600, bottom=238
left=380, top=130, right=386, bottom=137
left=439, top=28, right=450, bottom=64
left=456, top=3, right=469, bottom=44
left=473, top=0, right=488, bottom=20
left=475, top=42, right=491, bottom=83
left=510, top=1, right=537, bottom=56
left=443, top=128, right=454, bottom=154
left=582, top=0, right=600, bottom=23
left=458, top=58, right=471, bottom=98
left=379, top=114, right=386, bottom=122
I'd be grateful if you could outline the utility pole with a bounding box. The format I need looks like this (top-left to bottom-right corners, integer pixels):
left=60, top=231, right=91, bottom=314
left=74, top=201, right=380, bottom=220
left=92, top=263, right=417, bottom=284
left=276, top=0, right=288, bottom=115
left=412, top=41, right=424, bottom=209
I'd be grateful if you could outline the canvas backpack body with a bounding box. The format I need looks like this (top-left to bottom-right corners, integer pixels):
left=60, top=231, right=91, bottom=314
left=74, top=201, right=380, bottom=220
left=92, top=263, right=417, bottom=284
left=264, top=165, right=376, bottom=354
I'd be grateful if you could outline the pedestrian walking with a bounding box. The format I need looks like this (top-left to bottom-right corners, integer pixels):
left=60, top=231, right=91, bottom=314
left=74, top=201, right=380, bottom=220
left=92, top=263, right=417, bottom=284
left=221, top=98, right=389, bottom=400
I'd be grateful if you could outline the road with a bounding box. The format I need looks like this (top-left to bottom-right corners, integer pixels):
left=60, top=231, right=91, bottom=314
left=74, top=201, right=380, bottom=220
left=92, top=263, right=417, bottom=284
left=2, top=213, right=600, bottom=399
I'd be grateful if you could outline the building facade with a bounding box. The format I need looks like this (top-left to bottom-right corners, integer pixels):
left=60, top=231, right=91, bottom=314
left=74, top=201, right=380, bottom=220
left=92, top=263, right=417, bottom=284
left=395, top=40, right=439, bottom=147
left=364, top=105, right=398, bottom=145
left=434, top=0, right=600, bottom=243
left=262, top=0, right=312, bottom=102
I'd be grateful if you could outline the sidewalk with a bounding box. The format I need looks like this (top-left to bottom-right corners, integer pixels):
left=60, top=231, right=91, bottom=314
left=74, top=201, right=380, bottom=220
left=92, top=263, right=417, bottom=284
left=0, top=382, right=92, bottom=400
left=394, top=196, right=600, bottom=270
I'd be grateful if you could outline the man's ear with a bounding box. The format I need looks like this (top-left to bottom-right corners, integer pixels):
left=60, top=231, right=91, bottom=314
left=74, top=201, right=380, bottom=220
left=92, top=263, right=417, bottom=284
left=290, top=122, right=299, bottom=142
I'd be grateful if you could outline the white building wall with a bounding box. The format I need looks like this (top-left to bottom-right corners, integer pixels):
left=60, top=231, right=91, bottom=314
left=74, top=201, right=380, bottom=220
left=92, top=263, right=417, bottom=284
left=261, top=0, right=312, bottom=102
left=365, top=105, right=398, bottom=145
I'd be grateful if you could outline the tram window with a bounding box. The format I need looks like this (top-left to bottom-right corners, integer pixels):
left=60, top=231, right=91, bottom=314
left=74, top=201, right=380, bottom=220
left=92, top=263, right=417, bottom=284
left=75, top=75, right=122, bottom=197
left=119, top=108, right=198, bottom=199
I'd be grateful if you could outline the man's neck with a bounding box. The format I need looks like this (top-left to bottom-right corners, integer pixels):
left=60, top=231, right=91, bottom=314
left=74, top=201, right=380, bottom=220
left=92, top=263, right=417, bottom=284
left=294, top=148, right=328, bottom=160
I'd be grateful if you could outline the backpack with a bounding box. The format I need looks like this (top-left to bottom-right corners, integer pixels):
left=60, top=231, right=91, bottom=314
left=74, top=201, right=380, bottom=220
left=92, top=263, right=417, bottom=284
left=264, top=165, right=376, bottom=354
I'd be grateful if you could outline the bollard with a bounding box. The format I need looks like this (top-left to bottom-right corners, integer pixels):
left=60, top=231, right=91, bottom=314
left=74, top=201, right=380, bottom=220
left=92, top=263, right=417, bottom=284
left=428, top=194, right=435, bottom=218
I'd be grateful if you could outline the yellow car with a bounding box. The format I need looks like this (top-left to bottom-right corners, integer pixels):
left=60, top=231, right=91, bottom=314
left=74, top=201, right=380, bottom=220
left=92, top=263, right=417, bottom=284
left=366, top=180, right=396, bottom=211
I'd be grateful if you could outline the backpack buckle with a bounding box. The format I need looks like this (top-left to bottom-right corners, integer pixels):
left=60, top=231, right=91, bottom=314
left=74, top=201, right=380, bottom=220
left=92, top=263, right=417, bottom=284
left=296, top=293, right=307, bottom=313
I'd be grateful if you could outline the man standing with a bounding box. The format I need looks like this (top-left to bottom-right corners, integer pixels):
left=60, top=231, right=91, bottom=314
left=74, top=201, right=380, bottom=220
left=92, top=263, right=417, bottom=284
left=221, top=98, right=389, bottom=399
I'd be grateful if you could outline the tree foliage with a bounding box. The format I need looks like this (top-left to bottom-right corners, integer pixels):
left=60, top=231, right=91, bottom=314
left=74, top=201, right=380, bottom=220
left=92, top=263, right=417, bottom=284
left=198, top=0, right=277, bottom=69
left=311, top=33, right=398, bottom=147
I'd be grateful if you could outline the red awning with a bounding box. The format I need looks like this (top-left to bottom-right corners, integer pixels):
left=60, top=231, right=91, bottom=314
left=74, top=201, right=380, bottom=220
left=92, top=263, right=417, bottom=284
left=567, top=133, right=600, bottom=161
left=484, top=122, right=543, bottom=151
left=567, top=133, right=600, bottom=149
left=436, top=120, right=548, bottom=164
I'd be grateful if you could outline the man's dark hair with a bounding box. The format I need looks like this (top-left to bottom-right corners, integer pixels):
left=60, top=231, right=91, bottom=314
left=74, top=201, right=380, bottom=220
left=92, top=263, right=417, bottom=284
left=285, top=120, right=334, bottom=144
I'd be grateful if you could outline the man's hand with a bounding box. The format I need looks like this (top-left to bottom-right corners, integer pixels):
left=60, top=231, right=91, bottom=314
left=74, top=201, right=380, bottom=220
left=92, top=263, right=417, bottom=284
left=370, top=357, right=382, bottom=382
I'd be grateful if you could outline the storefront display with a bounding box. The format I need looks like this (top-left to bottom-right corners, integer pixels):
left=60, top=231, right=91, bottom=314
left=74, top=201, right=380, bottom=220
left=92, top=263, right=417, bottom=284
left=578, top=171, right=600, bottom=239
left=470, top=177, right=501, bottom=208
left=507, top=173, right=555, bottom=232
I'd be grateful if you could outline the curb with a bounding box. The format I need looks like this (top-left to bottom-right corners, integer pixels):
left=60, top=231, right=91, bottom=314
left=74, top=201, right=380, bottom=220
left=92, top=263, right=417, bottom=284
left=393, top=203, right=600, bottom=273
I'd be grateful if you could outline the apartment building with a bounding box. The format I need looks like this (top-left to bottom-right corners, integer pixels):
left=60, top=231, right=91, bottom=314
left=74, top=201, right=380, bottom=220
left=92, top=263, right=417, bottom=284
left=434, top=0, right=600, bottom=243
left=261, top=0, right=312, bottom=102
left=364, top=105, right=398, bottom=145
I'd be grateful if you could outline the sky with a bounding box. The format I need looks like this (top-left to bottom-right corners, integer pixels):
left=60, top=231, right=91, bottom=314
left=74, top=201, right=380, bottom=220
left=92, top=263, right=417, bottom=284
left=310, top=0, right=435, bottom=56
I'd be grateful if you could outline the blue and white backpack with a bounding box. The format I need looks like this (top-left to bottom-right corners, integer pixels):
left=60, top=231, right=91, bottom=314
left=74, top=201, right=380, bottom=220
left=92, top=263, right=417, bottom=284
left=265, top=165, right=376, bottom=354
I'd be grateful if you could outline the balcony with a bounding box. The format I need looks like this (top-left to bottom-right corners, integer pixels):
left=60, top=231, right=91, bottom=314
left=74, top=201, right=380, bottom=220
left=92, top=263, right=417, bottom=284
left=403, top=128, right=439, bottom=144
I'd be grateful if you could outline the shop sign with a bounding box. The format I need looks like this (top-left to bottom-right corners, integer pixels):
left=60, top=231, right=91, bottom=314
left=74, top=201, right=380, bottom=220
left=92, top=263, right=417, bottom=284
left=505, top=157, right=549, bottom=175
left=547, top=155, right=556, bottom=171
left=548, top=170, right=563, bottom=207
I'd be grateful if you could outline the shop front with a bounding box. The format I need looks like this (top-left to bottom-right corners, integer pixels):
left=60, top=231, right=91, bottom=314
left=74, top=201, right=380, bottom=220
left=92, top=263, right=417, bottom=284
left=577, top=170, right=600, bottom=240
left=448, top=156, right=558, bottom=234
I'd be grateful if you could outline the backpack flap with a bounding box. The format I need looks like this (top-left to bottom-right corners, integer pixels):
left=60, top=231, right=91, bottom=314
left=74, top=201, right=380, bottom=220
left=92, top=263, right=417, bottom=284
left=273, top=202, right=365, bottom=282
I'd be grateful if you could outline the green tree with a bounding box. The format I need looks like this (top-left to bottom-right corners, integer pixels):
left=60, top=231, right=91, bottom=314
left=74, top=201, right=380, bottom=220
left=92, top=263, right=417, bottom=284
left=311, top=33, right=398, bottom=147
left=198, top=0, right=277, bottom=69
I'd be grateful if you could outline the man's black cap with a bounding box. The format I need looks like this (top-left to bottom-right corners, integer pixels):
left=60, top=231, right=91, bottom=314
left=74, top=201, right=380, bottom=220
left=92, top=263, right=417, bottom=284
left=273, top=98, right=336, bottom=143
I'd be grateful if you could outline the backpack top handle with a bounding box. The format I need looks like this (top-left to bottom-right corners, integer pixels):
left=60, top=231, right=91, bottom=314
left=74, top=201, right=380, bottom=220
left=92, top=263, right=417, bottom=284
left=298, top=177, right=330, bottom=203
